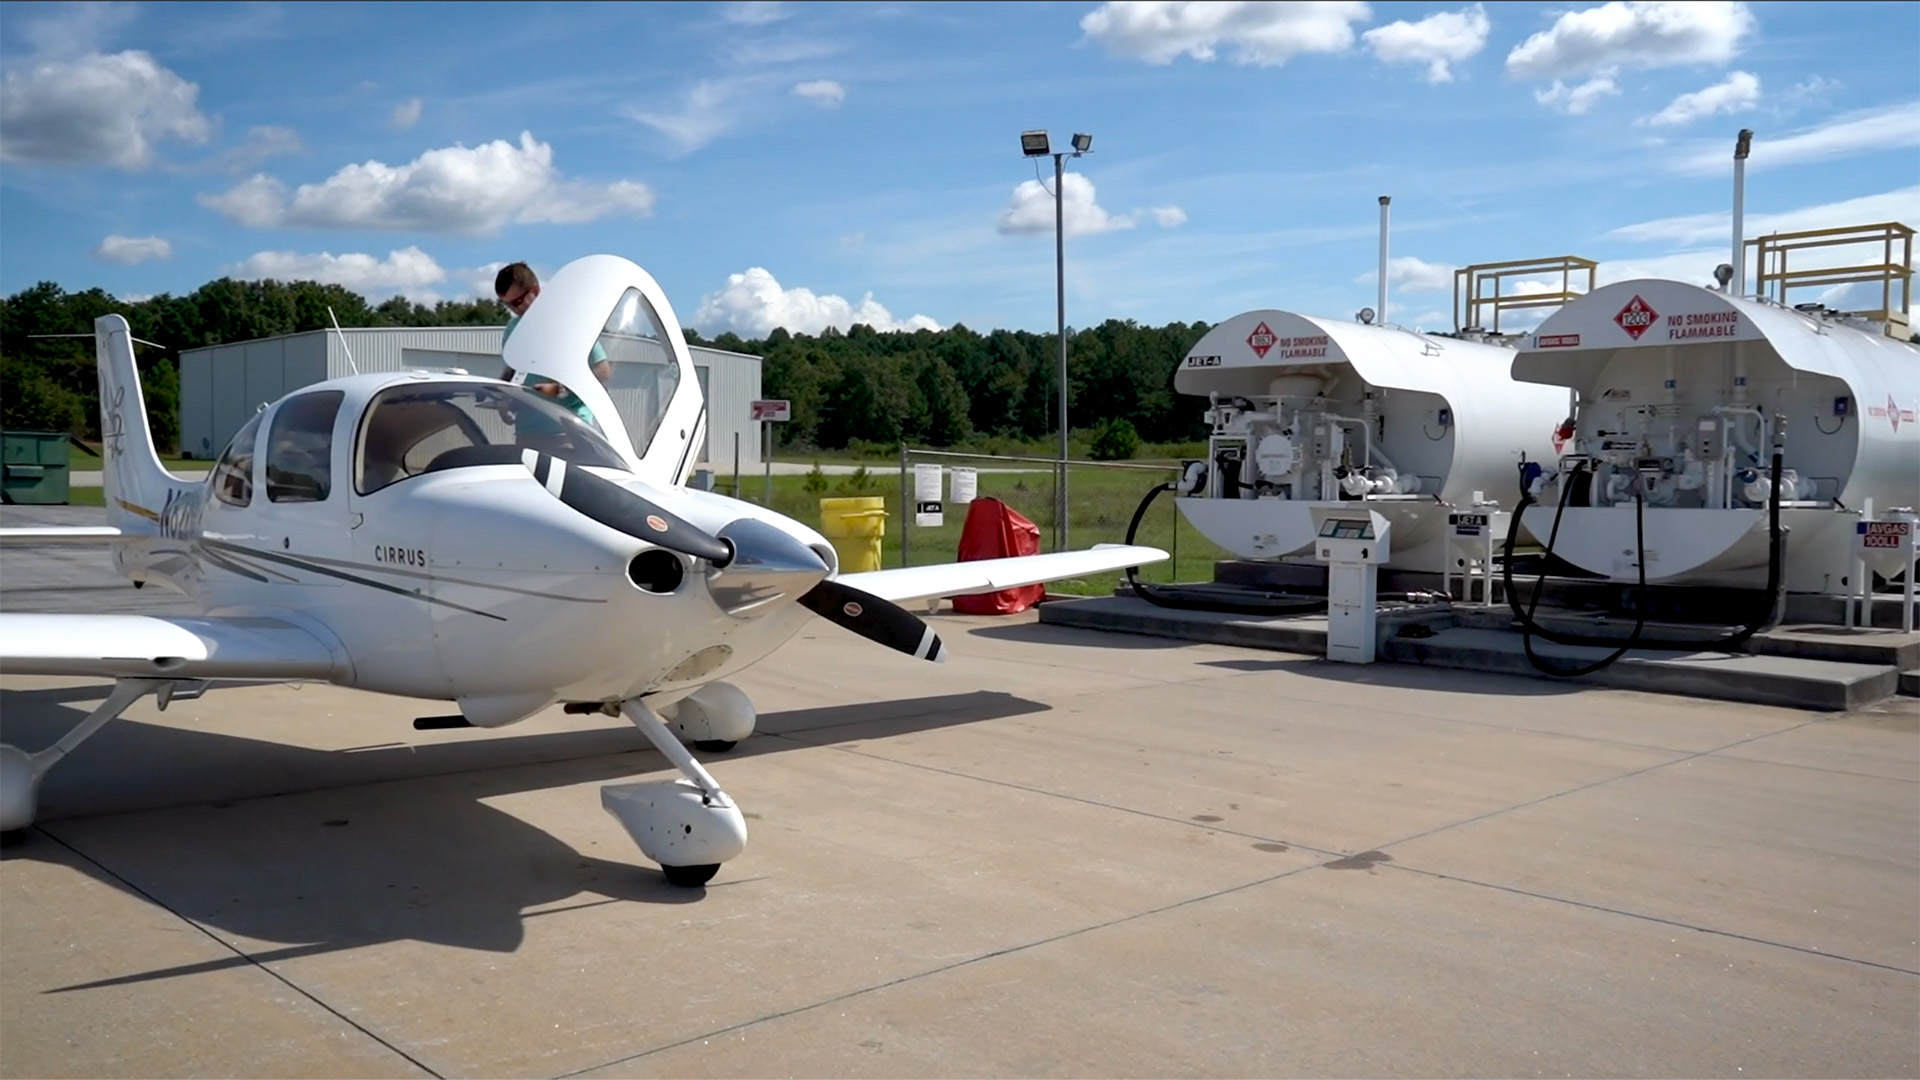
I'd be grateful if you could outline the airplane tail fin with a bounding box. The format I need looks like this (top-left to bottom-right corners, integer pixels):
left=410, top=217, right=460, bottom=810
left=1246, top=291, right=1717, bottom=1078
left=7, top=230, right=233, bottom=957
left=95, top=314, right=195, bottom=531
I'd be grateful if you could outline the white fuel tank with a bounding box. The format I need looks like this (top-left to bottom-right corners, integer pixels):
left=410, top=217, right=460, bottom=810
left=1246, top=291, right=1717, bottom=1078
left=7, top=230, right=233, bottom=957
left=1173, top=310, right=1570, bottom=573
left=1511, top=279, right=1920, bottom=593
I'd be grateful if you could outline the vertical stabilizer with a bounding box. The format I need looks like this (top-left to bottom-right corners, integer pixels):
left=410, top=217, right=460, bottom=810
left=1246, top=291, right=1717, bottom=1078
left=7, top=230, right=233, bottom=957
left=95, top=314, right=193, bottom=530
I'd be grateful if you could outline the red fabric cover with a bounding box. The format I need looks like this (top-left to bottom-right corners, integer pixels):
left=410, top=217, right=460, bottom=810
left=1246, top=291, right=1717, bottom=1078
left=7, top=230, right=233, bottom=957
left=951, top=497, right=1045, bottom=615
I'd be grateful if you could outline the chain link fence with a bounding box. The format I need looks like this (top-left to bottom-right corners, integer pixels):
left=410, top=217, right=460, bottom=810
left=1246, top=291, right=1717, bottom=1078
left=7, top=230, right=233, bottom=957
left=893, top=447, right=1229, bottom=595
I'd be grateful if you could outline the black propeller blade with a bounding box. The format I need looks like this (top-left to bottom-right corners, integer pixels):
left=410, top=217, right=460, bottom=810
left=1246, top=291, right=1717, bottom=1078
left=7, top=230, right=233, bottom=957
left=798, top=578, right=946, bottom=663
left=429, top=445, right=733, bottom=565
left=523, top=451, right=734, bottom=565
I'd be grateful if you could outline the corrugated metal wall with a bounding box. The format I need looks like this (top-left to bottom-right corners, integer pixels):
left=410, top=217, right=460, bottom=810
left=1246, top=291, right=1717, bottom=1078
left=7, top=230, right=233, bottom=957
left=323, top=328, right=506, bottom=379
left=178, top=328, right=762, bottom=467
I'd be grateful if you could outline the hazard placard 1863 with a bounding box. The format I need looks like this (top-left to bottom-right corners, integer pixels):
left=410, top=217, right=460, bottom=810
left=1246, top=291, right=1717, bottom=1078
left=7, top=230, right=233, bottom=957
left=1247, top=321, right=1276, bottom=358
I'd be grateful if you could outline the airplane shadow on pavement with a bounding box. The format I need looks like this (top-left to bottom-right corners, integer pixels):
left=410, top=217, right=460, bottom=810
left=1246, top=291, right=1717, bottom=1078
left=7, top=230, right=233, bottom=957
left=0, top=684, right=1046, bottom=991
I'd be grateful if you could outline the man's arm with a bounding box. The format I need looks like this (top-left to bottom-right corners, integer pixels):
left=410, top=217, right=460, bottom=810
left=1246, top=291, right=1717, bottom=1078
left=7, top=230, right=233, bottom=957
left=589, top=340, right=611, bottom=385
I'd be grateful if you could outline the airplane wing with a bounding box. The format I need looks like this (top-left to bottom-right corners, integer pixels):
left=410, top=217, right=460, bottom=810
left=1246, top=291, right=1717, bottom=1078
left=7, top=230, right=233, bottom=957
left=0, top=613, right=347, bottom=681
left=836, top=543, right=1168, bottom=606
left=0, top=526, right=124, bottom=545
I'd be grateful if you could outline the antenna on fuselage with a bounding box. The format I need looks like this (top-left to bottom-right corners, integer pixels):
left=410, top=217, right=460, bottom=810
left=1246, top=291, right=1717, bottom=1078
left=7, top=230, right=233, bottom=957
left=327, top=307, right=361, bottom=376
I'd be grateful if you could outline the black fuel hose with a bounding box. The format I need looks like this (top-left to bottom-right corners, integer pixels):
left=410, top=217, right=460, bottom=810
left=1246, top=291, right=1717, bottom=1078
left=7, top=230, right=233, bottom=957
left=1123, top=483, right=1329, bottom=616
left=1503, top=461, right=1649, bottom=677
left=1500, top=450, right=1786, bottom=677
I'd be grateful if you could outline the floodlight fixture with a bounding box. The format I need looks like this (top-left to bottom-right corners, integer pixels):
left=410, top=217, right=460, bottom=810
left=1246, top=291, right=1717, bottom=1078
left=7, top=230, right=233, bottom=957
left=1734, top=128, right=1753, bottom=160
left=1357, top=307, right=1376, bottom=325
left=1021, top=130, right=1051, bottom=157
left=1070, top=132, right=1092, bottom=154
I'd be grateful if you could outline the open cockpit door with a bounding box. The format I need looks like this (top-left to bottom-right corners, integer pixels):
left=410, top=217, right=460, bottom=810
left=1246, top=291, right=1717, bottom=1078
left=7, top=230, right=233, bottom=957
left=499, top=255, right=706, bottom=486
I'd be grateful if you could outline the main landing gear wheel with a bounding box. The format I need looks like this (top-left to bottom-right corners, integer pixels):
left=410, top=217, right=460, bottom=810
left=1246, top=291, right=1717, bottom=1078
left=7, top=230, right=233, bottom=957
left=691, top=739, right=736, bottom=753
left=661, top=863, right=721, bottom=888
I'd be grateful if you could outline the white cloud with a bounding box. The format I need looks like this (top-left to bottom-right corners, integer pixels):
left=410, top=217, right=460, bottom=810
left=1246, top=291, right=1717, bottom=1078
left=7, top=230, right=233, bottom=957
left=1640, top=70, right=1759, bottom=127
left=628, top=78, right=754, bottom=154
left=13, top=3, right=137, bottom=58
left=226, top=246, right=449, bottom=300
left=1780, top=75, right=1839, bottom=109
left=723, top=1, right=788, bottom=25
left=391, top=97, right=423, bottom=129
left=199, top=132, right=654, bottom=233
left=1506, top=1, right=1754, bottom=79
left=1362, top=4, right=1490, bottom=84
left=998, top=173, right=1184, bottom=237
left=1080, top=0, right=1371, bottom=66
left=1609, top=186, right=1920, bottom=246
left=1354, top=256, right=1457, bottom=292
left=222, top=125, right=302, bottom=173
left=1672, top=102, right=1920, bottom=174
left=94, top=235, right=172, bottom=265
left=1598, top=187, right=1920, bottom=300
left=1593, top=249, right=1726, bottom=287
left=0, top=50, right=213, bottom=169
left=792, top=79, right=845, bottom=107
left=1534, top=73, right=1620, bottom=115
left=694, top=267, right=941, bottom=336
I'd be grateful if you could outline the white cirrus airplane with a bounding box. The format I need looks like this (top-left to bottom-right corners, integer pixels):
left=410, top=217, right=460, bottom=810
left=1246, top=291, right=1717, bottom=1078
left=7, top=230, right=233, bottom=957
left=0, top=254, right=1166, bottom=886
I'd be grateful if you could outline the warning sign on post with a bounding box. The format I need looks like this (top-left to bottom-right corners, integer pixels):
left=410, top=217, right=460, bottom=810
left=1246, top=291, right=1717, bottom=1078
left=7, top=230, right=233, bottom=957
left=952, top=467, right=978, bottom=506
left=914, top=463, right=944, bottom=527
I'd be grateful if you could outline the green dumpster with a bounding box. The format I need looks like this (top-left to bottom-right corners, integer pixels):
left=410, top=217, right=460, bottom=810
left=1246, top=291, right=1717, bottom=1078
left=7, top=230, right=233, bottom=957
left=2, top=431, right=73, bottom=505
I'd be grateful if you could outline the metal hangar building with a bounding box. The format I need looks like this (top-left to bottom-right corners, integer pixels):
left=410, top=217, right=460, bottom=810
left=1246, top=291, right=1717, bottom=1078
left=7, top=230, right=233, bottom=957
left=176, top=326, right=763, bottom=469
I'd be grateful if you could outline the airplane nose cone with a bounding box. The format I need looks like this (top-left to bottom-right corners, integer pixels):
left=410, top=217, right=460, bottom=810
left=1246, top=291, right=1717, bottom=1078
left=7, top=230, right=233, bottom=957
left=707, top=518, right=830, bottom=617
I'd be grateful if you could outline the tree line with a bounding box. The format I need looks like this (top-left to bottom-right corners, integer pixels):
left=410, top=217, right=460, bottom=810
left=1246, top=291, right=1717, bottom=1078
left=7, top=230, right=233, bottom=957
left=1, top=278, right=1214, bottom=455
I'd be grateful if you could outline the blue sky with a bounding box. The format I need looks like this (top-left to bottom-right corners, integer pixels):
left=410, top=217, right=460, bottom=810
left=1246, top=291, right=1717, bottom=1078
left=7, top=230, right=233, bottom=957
left=1, top=1, right=1915, bottom=337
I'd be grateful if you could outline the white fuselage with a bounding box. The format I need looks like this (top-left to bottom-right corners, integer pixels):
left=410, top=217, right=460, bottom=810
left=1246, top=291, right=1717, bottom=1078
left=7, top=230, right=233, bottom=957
left=119, top=371, right=836, bottom=714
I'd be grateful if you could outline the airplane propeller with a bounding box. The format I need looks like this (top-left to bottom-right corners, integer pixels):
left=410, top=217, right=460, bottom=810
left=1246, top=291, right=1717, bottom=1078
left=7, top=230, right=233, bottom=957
left=431, top=445, right=734, bottom=565
left=799, top=578, right=946, bottom=663
left=453, top=446, right=948, bottom=663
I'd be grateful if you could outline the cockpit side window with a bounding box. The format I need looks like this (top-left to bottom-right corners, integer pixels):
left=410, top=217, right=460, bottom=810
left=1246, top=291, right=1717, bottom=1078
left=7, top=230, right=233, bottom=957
left=597, top=287, right=683, bottom=459
left=212, top=412, right=263, bottom=507
left=266, top=391, right=344, bottom=503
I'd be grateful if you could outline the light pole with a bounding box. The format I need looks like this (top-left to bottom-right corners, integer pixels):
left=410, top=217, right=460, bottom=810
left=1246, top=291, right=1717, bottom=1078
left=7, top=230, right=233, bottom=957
left=1020, top=129, right=1091, bottom=550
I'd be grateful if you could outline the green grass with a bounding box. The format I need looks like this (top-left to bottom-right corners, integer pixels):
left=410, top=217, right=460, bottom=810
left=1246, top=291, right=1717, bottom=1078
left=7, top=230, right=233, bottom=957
left=67, top=449, right=204, bottom=471
left=714, top=463, right=1228, bottom=596
left=768, top=434, right=1208, bottom=464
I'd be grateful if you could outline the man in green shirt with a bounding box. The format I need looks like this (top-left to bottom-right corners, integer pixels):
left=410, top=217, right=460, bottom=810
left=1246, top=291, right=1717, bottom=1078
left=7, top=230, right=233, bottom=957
left=495, top=261, right=611, bottom=425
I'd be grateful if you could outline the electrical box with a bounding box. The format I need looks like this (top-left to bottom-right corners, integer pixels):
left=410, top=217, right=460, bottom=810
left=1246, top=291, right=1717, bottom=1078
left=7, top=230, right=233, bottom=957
left=1310, top=507, right=1392, bottom=664
left=1444, top=503, right=1509, bottom=605
left=1695, top=416, right=1723, bottom=459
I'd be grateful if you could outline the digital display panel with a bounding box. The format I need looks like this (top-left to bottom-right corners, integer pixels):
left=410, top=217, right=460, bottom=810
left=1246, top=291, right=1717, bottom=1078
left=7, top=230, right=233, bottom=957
left=1317, top=518, right=1374, bottom=540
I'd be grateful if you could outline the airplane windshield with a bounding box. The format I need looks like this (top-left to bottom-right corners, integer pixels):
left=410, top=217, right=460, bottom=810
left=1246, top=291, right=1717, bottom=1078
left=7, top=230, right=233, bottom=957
left=356, top=381, right=629, bottom=496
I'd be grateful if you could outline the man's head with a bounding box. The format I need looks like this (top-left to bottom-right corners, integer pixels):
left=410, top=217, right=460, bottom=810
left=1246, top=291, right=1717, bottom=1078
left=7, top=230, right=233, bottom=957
left=495, top=262, right=539, bottom=315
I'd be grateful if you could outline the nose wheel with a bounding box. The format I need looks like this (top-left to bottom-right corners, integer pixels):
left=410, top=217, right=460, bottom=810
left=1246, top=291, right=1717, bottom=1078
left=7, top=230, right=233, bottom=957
left=661, top=863, right=721, bottom=888
left=601, top=699, right=749, bottom=887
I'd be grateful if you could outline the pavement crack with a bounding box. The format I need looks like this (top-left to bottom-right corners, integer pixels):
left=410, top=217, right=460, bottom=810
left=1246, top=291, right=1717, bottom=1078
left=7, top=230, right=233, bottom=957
left=1381, top=861, right=1920, bottom=977
left=30, top=827, right=447, bottom=1080
left=555, top=857, right=1328, bottom=1078
left=1376, top=717, right=1823, bottom=851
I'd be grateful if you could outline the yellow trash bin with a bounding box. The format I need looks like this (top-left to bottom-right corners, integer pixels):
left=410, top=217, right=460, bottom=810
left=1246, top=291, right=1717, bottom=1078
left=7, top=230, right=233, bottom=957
left=819, top=496, right=887, bottom=573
